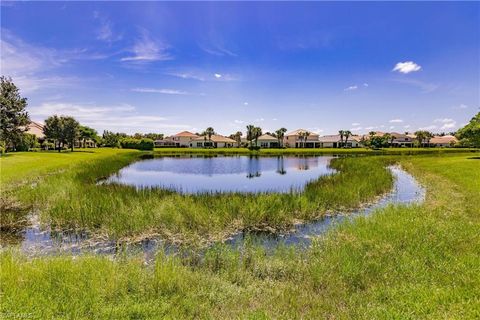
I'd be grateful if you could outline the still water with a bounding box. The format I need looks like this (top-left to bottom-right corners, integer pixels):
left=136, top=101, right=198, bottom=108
left=102, top=155, right=336, bottom=193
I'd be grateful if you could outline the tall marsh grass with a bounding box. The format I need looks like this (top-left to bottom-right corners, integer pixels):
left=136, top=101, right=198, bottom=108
left=15, top=154, right=393, bottom=242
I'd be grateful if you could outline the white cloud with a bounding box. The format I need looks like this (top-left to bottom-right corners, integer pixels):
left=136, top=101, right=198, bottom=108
left=389, top=126, right=395, bottom=129
left=434, top=118, right=454, bottom=124
left=351, top=122, right=360, bottom=126
left=434, top=118, right=457, bottom=130
left=363, top=83, right=369, bottom=87
left=93, top=11, right=121, bottom=43
left=166, top=71, right=205, bottom=81
left=121, top=28, right=172, bottom=62
left=389, top=119, right=403, bottom=123
left=419, top=125, right=437, bottom=131
left=131, top=88, right=188, bottom=95
left=234, top=120, right=244, bottom=124
left=351, top=126, right=362, bottom=131
left=392, top=61, right=422, bottom=74
left=364, top=126, right=377, bottom=130
left=28, top=102, right=191, bottom=134
left=272, top=118, right=278, bottom=121
left=344, top=85, right=358, bottom=91
left=214, top=73, right=222, bottom=79
left=243, top=102, right=249, bottom=106
left=404, top=125, right=411, bottom=129
left=254, top=118, right=265, bottom=122
left=199, top=42, right=237, bottom=57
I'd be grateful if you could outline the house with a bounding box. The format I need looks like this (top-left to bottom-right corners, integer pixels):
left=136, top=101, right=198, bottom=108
left=284, top=129, right=320, bottom=148
left=25, top=121, right=45, bottom=142
left=389, top=132, right=415, bottom=147
left=318, top=135, right=362, bottom=148
left=429, top=135, right=458, bottom=147
left=189, top=135, right=236, bottom=148
left=257, top=134, right=279, bottom=148
left=167, top=131, right=199, bottom=147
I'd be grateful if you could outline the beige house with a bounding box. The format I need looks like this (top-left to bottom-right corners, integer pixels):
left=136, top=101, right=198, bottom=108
left=389, top=132, right=415, bottom=147
left=257, top=134, right=279, bottom=148
left=429, top=135, right=458, bottom=147
left=318, top=135, right=362, bottom=148
left=25, top=121, right=45, bottom=142
left=189, top=135, right=236, bottom=148
left=284, top=129, right=320, bottom=148
left=167, top=131, right=199, bottom=147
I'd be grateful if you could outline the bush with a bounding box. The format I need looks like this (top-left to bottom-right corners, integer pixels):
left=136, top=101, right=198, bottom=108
left=120, top=138, right=154, bottom=150
left=42, top=142, right=55, bottom=150
left=16, top=133, right=39, bottom=151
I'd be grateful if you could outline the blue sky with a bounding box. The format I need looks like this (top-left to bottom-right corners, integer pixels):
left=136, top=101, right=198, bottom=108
left=1, top=1, right=479, bottom=135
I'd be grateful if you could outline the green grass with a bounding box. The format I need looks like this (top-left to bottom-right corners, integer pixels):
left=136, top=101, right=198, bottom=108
left=154, top=147, right=475, bottom=156
left=1, top=153, right=479, bottom=318
left=3, top=149, right=394, bottom=242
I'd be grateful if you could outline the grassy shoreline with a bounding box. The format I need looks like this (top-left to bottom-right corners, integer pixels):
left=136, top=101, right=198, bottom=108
left=3, top=149, right=394, bottom=244
left=1, top=153, right=478, bottom=318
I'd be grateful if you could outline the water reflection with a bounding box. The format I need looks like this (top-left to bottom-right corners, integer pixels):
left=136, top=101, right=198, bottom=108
left=102, top=155, right=335, bottom=194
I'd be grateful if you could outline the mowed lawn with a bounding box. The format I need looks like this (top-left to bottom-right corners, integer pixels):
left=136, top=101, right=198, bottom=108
left=0, top=151, right=479, bottom=318
left=0, top=148, right=138, bottom=189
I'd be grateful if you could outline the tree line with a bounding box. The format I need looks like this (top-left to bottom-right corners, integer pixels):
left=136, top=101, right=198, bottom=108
left=1, top=76, right=479, bottom=152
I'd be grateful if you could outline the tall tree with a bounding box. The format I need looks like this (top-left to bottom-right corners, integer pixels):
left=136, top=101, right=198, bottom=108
left=62, top=117, right=80, bottom=151
left=253, top=127, right=262, bottom=147
left=414, top=130, right=433, bottom=147
left=246, top=125, right=255, bottom=147
left=79, top=125, right=98, bottom=148
left=303, top=131, right=311, bottom=148
left=205, top=127, right=215, bottom=147
left=456, top=112, right=480, bottom=147
left=0, top=76, right=30, bottom=152
left=275, top=127, right=287, bottom=147
left=233, top=131, right=242, bottom=147
left=343, top=130, right=352, bottom=148
left=338, top=130, right=345, bottom=147
left=44, top=115, right=63, bottom=151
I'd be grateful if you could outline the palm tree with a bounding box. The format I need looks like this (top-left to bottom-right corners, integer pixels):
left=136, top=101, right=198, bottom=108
left=343, top=130, right=352, bottom=148
left=275, top=127, right=287, bottom=148
left=205, top=127, right=215, bottom=148
left=338, top=130, right=345, bottom=147
left=304, top=131, right=310, bottom=148
left=252, top=127, right=262, bottom=147
left=414, top=130, right=432, bottom=147
left=246, top=125, right=255, bottom=147
left=389, top=133, right=397, bottom=147
left=234, top=131, right=242, bottom=147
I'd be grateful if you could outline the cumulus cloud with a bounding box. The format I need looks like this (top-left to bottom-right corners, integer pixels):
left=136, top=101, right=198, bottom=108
left=453, top=104, right=468, bottom=110
left=434, top=118, right=457, bottom=130
left=351, top=122, right=360, bottom=126
left=389, top=119, right=403, bottom=123
left=244, top=102, right=249, bottom=106
left=363, top=83, right=369, bottom=87
left=121, top=28, right=172, bottom=62
left=392, top=61, right=422, bottom=74
left=131, top=88, right=188, bottom=95
left=214, top=73, right=222, bottom=79
left=28, top=102, right=191, bottom=134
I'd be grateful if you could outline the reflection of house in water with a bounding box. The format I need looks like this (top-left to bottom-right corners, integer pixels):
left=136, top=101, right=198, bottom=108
left=246, top=156, right=261, bottom=178
left=276, top=156, right=287, bottom=175
left=296, top=156, right=320, bottom=171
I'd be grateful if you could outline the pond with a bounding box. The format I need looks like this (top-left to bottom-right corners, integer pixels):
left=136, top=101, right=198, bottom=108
left=101, top=155, right=336, bottom=193
left=2, top=165, right=425, bottom=261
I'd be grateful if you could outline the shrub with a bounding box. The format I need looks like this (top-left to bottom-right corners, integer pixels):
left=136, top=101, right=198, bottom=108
left=16, top=133, right=39, bottom=151
left=120, top=138, right=154, bottom=150
left=42, top=141, right=55, bottom=150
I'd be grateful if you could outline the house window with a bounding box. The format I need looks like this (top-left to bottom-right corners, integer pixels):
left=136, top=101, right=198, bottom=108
left=197, top=142, right=202, bottom=147
left=261, top=142, right=269, bottom=147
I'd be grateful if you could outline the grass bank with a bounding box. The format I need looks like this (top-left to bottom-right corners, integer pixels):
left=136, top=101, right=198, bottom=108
left=154, top=146, right=476, bottom=156
left=1, top=154, right=478, bottom=318
left=3, top=149, right=393, bottom=243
